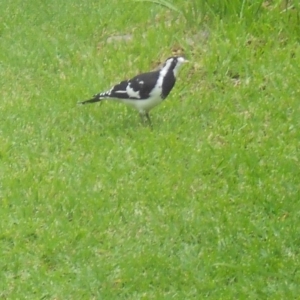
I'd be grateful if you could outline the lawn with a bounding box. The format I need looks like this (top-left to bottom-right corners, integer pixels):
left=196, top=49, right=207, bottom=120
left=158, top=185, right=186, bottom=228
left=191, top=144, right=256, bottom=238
left=1, top=0, right=300, bottom=298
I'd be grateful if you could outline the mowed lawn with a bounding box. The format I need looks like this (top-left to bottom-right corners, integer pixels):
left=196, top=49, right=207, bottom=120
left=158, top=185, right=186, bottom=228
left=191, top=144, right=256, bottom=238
left=1, top=0, right=300, bottom=298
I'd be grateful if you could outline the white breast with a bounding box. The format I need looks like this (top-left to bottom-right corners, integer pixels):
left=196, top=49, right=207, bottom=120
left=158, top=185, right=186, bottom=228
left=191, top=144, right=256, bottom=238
left=120, top=94, right=163, bottom=113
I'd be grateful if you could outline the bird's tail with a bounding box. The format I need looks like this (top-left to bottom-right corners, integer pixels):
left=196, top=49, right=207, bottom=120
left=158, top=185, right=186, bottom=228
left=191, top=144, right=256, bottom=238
left=78, top=97, right=101, bottom=105
left=78, top=91, right=110, bottom=105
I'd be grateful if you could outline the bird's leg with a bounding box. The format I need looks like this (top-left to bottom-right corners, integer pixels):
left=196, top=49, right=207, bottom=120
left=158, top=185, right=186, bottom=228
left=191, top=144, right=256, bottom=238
left=139, top=112, right=152, bottom=128
left=145, top=112, right=152, bottom=128
left=139, top=112, right=145, bottom=124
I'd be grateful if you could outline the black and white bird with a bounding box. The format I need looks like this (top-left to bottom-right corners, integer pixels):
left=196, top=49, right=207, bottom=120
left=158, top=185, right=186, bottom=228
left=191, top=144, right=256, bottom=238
left=79, top=56, right=188, bottom=125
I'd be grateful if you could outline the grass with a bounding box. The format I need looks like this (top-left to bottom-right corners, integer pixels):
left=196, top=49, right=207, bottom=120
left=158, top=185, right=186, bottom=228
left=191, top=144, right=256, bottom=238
left=1, top=0, right=300, bottom=298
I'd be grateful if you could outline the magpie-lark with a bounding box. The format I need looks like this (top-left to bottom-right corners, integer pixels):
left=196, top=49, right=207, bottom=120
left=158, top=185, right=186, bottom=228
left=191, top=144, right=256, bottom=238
left=79, top=56, right=188, bottom=125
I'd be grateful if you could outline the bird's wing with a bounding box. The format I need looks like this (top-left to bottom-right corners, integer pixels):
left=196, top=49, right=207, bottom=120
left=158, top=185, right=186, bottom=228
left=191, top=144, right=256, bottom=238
left=107, top=80, right=131, bottom=99
left=92, top=71, right=161, bottom=100
left=128, top=71, right=160, bottom=99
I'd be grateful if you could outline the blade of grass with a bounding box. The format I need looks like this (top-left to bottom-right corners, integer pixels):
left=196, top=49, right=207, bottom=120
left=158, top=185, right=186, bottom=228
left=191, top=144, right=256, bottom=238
left=130, top=0, right=182, bottom=15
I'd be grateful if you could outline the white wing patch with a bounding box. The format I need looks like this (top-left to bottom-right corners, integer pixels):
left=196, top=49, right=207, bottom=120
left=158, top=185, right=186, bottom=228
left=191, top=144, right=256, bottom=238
left=126, top=83, right=141, bottom=99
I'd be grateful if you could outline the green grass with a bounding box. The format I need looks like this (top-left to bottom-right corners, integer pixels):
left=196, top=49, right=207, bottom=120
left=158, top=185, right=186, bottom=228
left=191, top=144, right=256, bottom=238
left=1, top=0, right=300, bottom=298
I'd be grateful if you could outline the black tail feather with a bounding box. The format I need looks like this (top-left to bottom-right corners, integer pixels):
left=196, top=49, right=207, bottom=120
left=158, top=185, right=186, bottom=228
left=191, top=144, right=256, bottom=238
left=78, top=97, right=101, bottom=105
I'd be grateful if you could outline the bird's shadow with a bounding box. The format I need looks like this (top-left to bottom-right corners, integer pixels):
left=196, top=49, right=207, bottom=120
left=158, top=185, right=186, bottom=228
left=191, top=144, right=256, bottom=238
left=82, top=108, right=154, bottom=134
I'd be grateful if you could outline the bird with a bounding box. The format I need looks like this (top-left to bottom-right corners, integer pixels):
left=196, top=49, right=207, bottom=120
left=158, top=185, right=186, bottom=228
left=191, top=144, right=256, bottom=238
left=78, top=56, right=188, bottom=126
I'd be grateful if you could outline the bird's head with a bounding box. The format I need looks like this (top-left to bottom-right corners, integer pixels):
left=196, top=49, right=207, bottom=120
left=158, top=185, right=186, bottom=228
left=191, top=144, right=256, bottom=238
left=163, top=56, right=189, bottom=76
